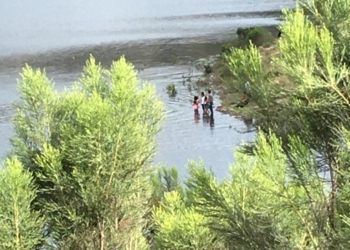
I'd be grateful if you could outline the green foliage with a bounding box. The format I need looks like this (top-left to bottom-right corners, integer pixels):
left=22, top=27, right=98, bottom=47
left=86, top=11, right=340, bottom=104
left=297, top=0, right=350, bottom=65
left=245, top=27, right=276, bottom=47
left=153, top=191, right=219, bottom=250
left=225, top=44, right=263, bottom=84
left=166, top=83, right=177, bottom=97
left=221, top=27, right=276, bottom=54
left=151, top=166, right=185, bottom=206
left=5, top=1, right=350, bottom=249
left=186, top=132, right=329, bottom=249
left=10, top=55, right=165, bottom=249
left=222, top=1, right=350, bottom=248
left=0, top=158, right=45, bottom=250
left=224, top=4, right=350, bottom=163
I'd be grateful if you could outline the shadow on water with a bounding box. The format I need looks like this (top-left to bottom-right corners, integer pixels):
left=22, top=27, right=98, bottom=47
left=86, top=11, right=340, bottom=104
left=200, top=113, right=215, bottom=128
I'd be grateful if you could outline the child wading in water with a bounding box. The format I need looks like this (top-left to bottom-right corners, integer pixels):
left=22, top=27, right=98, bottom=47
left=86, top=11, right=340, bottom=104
left=193, top=96, right=200, bottom=122
left=193, top=96, right=200, bottom=113
left=193, top=100, right=199, bottom=112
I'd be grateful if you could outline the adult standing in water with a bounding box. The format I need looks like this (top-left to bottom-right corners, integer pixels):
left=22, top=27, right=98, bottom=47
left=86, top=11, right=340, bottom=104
left=208, top=90, right=214, bottom=116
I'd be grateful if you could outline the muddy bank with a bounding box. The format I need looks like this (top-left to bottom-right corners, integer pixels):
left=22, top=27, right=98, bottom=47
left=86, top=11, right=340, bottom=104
left=0, top=40, right=224, bottom=72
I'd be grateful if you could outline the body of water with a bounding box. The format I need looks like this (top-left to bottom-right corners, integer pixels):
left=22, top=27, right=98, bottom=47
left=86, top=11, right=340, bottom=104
left=0, top=0, right=294, bottom=178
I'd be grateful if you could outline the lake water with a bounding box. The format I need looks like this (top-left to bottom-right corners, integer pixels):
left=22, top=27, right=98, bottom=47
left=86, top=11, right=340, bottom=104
left=0, top=0, right=294, bottom=179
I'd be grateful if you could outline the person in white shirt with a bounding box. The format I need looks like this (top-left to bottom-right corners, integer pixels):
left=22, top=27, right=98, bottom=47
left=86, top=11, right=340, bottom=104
left=200, top=92, right=206, bottom=111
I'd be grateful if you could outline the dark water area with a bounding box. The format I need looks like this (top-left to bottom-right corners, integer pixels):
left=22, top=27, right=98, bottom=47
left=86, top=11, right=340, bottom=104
left=0, top=0, right=294, bottom=179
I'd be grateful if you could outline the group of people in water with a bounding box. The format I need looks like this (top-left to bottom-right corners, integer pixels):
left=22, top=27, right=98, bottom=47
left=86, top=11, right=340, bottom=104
left=193, top=90, right=214, bottom=115
left=193, top=90, right=214, bottom=125
left=190, top=82, right=255, bottom=129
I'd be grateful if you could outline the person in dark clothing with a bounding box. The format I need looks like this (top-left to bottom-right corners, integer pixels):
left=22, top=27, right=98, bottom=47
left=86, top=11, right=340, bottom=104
left=207, top=90, right=214, bottom=116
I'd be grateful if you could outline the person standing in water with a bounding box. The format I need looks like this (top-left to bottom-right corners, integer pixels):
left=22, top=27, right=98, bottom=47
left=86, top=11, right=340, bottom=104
left=200, top=92, right=206, bottom=112
left=207, top=90, right=214, bottom=116
left=193, top=96, right=200, bottom=122
left=193, top=96, right=200, bottom=113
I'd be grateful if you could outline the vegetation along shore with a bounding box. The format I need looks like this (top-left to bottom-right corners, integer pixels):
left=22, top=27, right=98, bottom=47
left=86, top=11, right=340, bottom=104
left=195, top=25, right=281, bottom=121
left=3, top=0, right=350, bottom=249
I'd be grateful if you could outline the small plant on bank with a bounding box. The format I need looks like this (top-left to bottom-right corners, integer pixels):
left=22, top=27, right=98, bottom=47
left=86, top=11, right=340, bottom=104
left=245, top=27, right=275, bottom=47
left=166, top=83, right=177, bottom=97
left=204, top=64, right=212, bottom=75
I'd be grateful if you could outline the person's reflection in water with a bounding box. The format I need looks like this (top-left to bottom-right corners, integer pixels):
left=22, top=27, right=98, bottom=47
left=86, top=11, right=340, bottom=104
left=203, top=113, right=210, bottom=125
left=194, top=110, right=200, bottom=123
left=209, top=114, right=215, bottom=128
left=193, top=96, right=200, bottom=123
left=243, top=117, right=253, bottom=131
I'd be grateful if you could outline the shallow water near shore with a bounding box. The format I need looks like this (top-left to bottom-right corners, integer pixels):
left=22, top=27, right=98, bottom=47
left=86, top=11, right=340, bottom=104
left=0, top=0, right=294, bottom=178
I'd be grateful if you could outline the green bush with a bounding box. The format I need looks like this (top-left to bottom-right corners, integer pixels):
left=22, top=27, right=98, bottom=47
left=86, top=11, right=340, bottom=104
left=166, top=83, right=177, bottom=97
left=0, top=158, right=45, bottom=249
left=186, top=132, right=328, bottom=249
left=9, top=55, right=165, bottom=249
left=221, top=43, right=232, bottom=55
left=246, top=27, right=276, bottom=47
left=153, top=191, right=219, bottom=250
left=221, top=27, right=276, bottom=54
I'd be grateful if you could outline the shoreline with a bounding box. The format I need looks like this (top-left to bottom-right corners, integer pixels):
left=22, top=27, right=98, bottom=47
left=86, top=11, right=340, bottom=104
left=194, top=24, right=281, bottom=120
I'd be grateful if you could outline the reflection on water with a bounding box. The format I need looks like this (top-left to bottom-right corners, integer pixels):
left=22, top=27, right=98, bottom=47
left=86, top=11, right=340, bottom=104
left=194, top=112, right=200, bottom=124
left=243, top=117, right=254, bottom=132
left=210, top=116, right=215, bottom=128
left=202, top=114, right=215, bottom=128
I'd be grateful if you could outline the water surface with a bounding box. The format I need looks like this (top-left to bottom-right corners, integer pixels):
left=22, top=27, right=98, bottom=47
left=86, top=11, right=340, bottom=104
left=0, top=0, right=294, bottom=178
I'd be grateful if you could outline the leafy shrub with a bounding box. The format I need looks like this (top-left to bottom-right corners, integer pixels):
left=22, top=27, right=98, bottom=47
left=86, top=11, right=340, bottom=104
left=166, top=83, right=177, bottom=97
left=151, top=166, right=185, bottom=206
left=0, top=158, right=45, bottom=249
left=10, top=55, right=165, bottom=249
left=186, top=132, right=328, bottom=249
left=246, top=27, right=275, bottom=47
left=153, top=191, right=219, bottom=250
left=221, top=27, right=276, bottom=54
